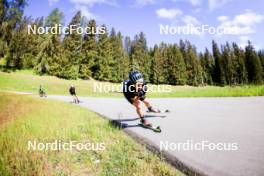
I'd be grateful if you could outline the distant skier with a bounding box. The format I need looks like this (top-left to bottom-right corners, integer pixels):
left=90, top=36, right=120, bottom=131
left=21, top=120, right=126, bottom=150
left=69, top=85, right=80, bottom=103
left=39, top=85, right=47, bottom=97
left=123, top=71, right=160, bottom=126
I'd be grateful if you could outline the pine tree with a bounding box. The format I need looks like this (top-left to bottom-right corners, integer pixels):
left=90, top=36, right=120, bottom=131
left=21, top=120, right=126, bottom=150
left=62, top=11, right=82, bottom=79
left=79, top=19, right=97, bottom=79
left=245, top=41, right=262, bottom=84
left=5, top=17, right=27, bottom=69
left=124, top=36, right=132, bottom=56
left=232, top=43, right=248, bottom=84
left=222, top=43, right=236, bottom=85
left=110, top=29, right=129, bottom=82
left=45, top=8, right=63, bottom=27
left=258, top=50, right=264, bottom=80
left=200, top=48, right=213, bottom=85
left=212, top=40, right=225, bottom=85
left=23, top=17, right=44, bottom=68
left=0, top=0, right=8, bottom=24
left=150, top=44, right=165, bottom=84
left=184, top=42, right=202, bottom=86
left=35, top=8, right=64, bottom=76
left=94, top=24, right=113, bottom=81
left=35, top=34, right=64, bottom=75
left=4, top=0, right=27, bottom=68
left=165, top=44, right=187, bottom=85
left=0, top=0, right=9, bottom=58
left=130, top=32, right=150, bottom=81
left=5, top=16, right=42, bottom=69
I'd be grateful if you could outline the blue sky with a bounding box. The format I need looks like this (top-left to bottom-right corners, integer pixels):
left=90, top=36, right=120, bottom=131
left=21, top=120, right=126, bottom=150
left=24, top=0, right=264, bottom=52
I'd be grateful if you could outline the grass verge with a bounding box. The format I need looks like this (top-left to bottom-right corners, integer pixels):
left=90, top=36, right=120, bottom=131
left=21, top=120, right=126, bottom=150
left=0, top=93, right=182, bottom=176
left=0, top=70, right=264, bottom=97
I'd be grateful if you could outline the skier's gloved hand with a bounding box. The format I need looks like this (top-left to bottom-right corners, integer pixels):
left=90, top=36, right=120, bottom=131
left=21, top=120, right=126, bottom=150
left=137, top=89, right=145, bottom=97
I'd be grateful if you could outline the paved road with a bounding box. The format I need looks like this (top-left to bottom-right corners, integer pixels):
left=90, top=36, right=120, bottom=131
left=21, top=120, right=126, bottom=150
left=49, top=95, right=264, bottom=176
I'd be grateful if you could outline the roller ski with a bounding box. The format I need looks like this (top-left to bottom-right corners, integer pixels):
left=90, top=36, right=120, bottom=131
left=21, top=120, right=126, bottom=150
left=74, top=99, right=80, bottom=104
left=139, top=118, right=161, bottom=133
left=146, top=107, right=170, bottom=113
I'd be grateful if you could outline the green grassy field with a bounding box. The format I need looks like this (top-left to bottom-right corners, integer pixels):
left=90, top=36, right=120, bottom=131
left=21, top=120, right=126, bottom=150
left=0, top=70, right=264, bottom=97
left=0, top=93, right=182, bottom=176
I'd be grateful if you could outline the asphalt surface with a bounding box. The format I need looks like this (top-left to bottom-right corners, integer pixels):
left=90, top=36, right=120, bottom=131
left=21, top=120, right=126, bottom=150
left=49, top=95, right=264, bottom=176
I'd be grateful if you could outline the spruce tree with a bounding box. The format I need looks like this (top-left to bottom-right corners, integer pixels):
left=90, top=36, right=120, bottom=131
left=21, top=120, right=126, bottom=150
left=124, top=36, right=132, bottom=56
left=150, top=44, right=165, bottom=84
left=212, top=40, right=225, bottom=85
left=166, top=44, right=187, bottom=85
left=23, top=17, right=43, bottom=69
left=4, top=0, right=27, bottom=68
left=222, top=43, right=235, bottom=85
left=0, top=0, right=9, bottom=58
left=232, top=43, right=248, bottom=84
left=62, top=11, right=82, bottom=79
left=94, top=24, right=113, bottom=81
left=200, top=48, right=213, bottom=85
left=258, top=50, right=264, bottom=80
left=35, top=34, right=64, bottom=75
left=5, top=17, right=28, bottom=69
left=35, top=8, right=64, bottom=76
left=130, top=32, right=150, bottom=81
left=110, top=29, right=129, bottom=82
left=45, top=8, right=63, bottom=27
left=184, top=42, right=202, bottom=86
left=79, top=19, right=97, bottom=79
left=245, top=41, right=262, bottom=84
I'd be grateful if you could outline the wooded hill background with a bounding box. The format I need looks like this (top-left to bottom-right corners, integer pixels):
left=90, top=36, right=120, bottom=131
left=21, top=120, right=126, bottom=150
left=0, top=0, right=263, bottom=86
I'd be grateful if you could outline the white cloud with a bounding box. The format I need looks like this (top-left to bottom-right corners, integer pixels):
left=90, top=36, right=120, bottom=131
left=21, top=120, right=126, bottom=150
left=233, top=11, right=264, bottom=26
left=238, top=36, right=261, bottom=50
left=70, top=0, right=116, bottom=7
left=182, top=15, right=200, bottom=25
left=74, top=4, right=97, bottom=19
left=134, top=0, right=156, bottom=7
left=238, top=36, right=249, bottom=48
left=171, top=0, right=202, bottom=6
left=190, top=0, right=202, bottom=6
left=208, top=0, right=231, bottom=11
left=156, top=8, right=183, bottom=19
left=217, top=15, right=229, bottom=22
left=48, top=0, right=59, bottom=6
left=156, top=7, right=201, bottom=27
left=217, top=10, right=264, bottom=36
left=70, top=0, right=116, bottom=20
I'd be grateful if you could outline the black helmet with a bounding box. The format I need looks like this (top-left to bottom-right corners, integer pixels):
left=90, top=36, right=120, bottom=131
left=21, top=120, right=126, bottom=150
left=129, top=71, right=144, bottom=84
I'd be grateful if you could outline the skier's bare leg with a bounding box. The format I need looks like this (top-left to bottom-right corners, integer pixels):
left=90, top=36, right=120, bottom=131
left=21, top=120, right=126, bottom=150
left=142, top=99, right=151, bottom=108
left=142, top=99, right=160, bottom=113
left=133, top=99, right=144, bottom=118
left=133, top=99, right=150, bottom=125
left=75, top=95, right=80, bottom=103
